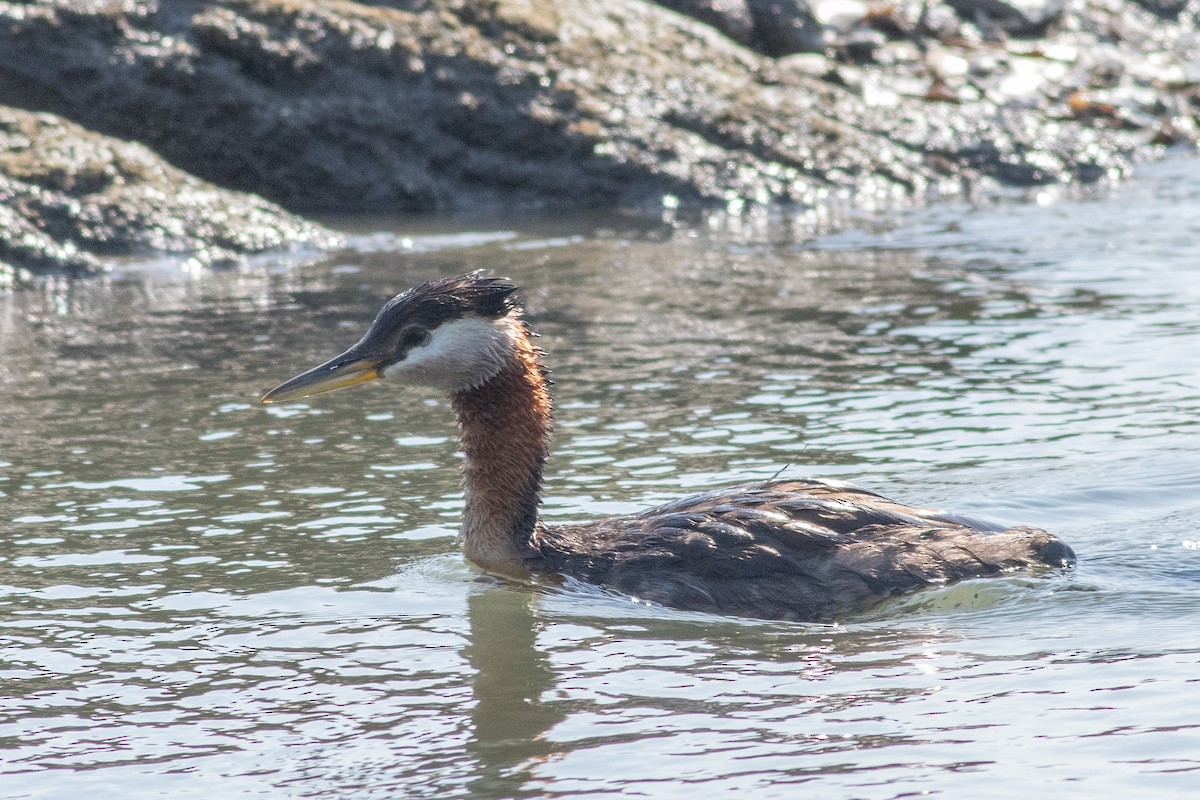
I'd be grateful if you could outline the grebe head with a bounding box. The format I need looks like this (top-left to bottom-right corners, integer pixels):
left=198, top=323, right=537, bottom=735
left=262, top=274, right=522, bottom=403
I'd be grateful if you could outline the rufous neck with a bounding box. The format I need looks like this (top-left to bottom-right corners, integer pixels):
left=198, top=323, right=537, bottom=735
left=449, top=329, right=551, bottom=570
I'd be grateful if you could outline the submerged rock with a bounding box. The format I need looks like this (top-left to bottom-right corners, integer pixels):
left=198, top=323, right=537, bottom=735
left=0, top=0, right=1197, bottom=274
left=0, top=107, right=339, bottom=276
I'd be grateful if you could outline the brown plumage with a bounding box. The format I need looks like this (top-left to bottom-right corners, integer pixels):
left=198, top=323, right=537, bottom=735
left=263, top=274, right=1075, bottom=622
left=534, top=479, right=1072, bottom=621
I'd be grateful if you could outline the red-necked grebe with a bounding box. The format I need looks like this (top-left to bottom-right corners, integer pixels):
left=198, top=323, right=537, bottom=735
left=262, top=274, right=1074, bottom=621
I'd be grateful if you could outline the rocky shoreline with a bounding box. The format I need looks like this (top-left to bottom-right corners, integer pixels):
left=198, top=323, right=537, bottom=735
left=0, top=107, right=339, bottom=279
left=1, top=0, right=1197, bottom=276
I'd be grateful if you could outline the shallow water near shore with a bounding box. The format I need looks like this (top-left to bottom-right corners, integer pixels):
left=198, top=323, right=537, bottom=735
left=3, top=159, right=1200, bottom=798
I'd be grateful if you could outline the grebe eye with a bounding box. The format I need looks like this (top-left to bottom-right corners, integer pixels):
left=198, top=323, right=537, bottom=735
left=401, top=326, right=429, bottom=349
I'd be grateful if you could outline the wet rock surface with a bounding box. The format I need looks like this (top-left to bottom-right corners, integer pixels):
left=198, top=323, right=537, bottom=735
left=1, top=0, right=1198, bottom=273
left=0, top=107, right=338, bottom=279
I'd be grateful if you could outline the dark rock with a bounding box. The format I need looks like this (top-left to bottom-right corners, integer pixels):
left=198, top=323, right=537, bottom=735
left=655, top=0, right=756, bottom=44
left=0, top=106, right=338, bottom=276
left=1129, top=0, right=1187, bottom=19
left=943, top=0, right=1064, bottom=38
left=841, top=27, right=887, bottom=64
left=747, top=0, right=825, bottom=55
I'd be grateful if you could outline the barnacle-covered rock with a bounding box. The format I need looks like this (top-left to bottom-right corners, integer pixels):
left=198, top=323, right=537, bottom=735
left=0, top=107, right=339, bottom=275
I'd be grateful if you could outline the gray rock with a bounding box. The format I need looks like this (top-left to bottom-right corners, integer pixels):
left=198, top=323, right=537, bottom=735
left=0, top=175, right=102, bottom=278
left=0, top=106, right=339, bottom=275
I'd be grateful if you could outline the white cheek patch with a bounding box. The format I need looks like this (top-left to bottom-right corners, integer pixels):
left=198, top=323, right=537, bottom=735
left=386, top=315, right=520, bottom=392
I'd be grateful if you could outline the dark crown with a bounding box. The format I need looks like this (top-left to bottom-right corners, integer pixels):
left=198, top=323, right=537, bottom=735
left=372, top=274, right=520, bottom=332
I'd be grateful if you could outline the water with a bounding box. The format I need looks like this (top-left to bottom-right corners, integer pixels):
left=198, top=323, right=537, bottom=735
left=3, top=159, right=1200, bottom=798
